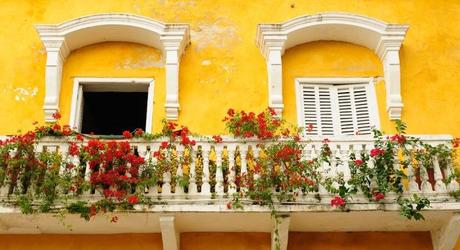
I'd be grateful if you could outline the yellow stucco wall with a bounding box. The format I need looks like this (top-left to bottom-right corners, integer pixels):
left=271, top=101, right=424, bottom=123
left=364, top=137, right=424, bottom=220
left=0, top=0, right=459, bottom=136
left=0, top=234, right=163, bottom=250
left=288, top=232, right=433, bottom=250
left=0, top=0, right=459, bottom=248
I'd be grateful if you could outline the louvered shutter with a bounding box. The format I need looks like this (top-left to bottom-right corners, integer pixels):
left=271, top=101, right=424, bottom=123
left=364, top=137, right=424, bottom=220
left=336, top=84, right=372, bottom=135
left=298, top=81, right=376, bottom=136
left=299, top=85, right=334, bottom=136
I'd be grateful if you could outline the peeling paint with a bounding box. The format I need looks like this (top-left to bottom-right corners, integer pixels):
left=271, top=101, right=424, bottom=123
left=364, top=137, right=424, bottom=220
left=14, top=87, right=38, bottom=102
left=191, top=18, right=241, bottom=51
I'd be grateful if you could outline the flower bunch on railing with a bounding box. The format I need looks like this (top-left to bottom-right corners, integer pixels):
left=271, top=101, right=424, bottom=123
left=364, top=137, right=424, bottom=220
left=0, top=109, right=459, bottom=229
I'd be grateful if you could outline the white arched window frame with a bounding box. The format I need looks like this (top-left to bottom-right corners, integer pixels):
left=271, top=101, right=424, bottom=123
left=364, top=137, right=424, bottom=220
left=36, top=13, right=190, bottom=122
left=256, top=12, right=409, bottom=120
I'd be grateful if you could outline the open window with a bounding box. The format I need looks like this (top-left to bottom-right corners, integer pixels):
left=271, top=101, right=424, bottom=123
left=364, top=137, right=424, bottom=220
left=295, top=78, right=380, bottom=136
left=69, top=78, right=154, bottom=135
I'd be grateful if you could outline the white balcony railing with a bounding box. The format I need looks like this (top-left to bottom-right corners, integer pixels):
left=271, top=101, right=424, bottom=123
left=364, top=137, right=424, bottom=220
left=20, top=134, right=459, bottom=207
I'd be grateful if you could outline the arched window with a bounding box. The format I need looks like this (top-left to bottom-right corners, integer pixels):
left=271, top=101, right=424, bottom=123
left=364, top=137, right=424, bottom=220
left=36, top=13, right=190, bottom=125
left=257, top=12, right=408, bottom=120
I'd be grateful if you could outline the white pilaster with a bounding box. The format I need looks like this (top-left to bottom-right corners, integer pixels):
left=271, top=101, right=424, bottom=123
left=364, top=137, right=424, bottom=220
left=267, top=48, right=284, bottom=116
left=431, top=214, right=460, bottom=250
left=42, top=37, right=69, bottom=122
left=162, top=42, right=181, bottom=120
left=380, top=47, right=404, bottom=120
left=160, top=216, right=180, bottom=250
left=272, top=214, right=290, bottom=250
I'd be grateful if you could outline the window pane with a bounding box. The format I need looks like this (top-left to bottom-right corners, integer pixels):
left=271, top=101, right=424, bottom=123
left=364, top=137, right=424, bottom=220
left=81, top=92, right=147, bottom=135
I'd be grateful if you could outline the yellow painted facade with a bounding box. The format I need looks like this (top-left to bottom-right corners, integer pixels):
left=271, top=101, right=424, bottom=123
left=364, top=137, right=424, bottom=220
left=0, top=0, right=459, bottom=136
left=0, top=0, right=459, bottom=249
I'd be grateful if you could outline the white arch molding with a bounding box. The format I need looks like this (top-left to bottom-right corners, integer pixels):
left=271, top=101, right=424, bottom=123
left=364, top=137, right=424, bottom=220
left=36, top=13, right=190, bottom=122
left=256, top=12, right=409, bottom=119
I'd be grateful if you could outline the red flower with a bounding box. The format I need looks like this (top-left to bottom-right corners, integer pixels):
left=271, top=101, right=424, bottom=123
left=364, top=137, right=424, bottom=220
left=373, top=192, right=385, bottom=201
left=89, top=205, right=97, bottom=217
left=69, top=142, right=79, bottom=156
left=76, top=134, right=84, bottom=141
left=52, top=124, right=61, bottom=131
left=370, top=148, right=385, bottom=157
left=330, top=196, right=346, bottom=207
left=390, top=134, right=406, bottom=144
left=354, top=159, right=364, bottom=166
left=212, top=135, right=223, bottom=143
left=227, top=108, right=235, bottom=117
left=167, top=122, right=177, bottom=131
left=307, top=123, right=314, bottom=132
left=122, top=130, right=132, bottom=139
left=160, top=141, right=169, bottom=149
left=52, top=111, right=61, bottom=120
left=453, top=138, right=460, bottom=148
left=322, top=138, right=330, bottom=144
left=62, top=125, right=72, bottom=136
left=134, top=128, right=144, bottom=137
left=226, top=202, right=232, bottom=209
left=128, top=195, right=139, bottom=204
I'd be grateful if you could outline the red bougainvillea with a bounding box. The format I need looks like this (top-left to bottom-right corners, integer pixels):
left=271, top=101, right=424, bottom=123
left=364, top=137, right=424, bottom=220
left=84, top=139, right=144, bottom=201
left=223, top=108, right=282, bottom=140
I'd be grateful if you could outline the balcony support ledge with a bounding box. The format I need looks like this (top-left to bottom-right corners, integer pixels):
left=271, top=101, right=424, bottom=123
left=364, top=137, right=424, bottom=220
left=431, top=214, right=460, bottom=250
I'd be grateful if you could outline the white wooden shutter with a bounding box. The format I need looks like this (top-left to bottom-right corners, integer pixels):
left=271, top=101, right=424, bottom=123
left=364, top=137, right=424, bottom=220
left=298, top=81, right=376, bottom=136
left=336, top=84, right=372, bottom=135
left=299, top=85, right=334, bottom=136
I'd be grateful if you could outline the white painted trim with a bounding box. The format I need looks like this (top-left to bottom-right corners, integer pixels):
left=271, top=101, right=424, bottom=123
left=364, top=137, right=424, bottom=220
left=257, top=12, right=408, bottom=119
left=36, top=13, right=190, bottom=122
left=272, top=215, right=290, bottom=250
left=69, top=77, right=155, bottom=133
left=159, top=216, right=180, bottom=250
left=431, top=214, right=460, bottom=250
left=295, top=77, right=380, bottom=136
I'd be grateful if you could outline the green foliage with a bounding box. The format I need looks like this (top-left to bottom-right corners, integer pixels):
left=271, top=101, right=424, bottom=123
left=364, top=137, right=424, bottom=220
left=397, top=195, right=430, bottom=220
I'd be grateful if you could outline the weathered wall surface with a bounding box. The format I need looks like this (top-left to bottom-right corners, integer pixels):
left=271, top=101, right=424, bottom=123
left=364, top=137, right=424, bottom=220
left=0, top=234, right=163, bottom=250
left=0, top=0, right=459, bottom=135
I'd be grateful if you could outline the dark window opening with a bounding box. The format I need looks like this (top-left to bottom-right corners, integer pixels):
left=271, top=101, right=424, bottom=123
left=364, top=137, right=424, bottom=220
left=81, top=92, right=147, bottom=135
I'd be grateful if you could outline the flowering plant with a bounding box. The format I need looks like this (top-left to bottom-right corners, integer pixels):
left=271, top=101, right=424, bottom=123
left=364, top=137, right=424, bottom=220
left=223, top=108, right=283, bottom=140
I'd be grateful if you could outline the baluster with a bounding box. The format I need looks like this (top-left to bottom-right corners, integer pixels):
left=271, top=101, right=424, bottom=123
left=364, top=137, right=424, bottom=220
left=162, top=147, right=172, bottom=195
left=433, top=155, right=447, bottom=193
left=137, top=145, right=149, bottom=194
left=188, top=147, right=198, bottom=195
left=420, top=163, right=433, bottom=193
left=58, top=144, right=68, bottom=176
left=240, top=146, right=248, bottom=193
left=446, top=158, right=460, bottom=192
left=342, top=144, right=352, bottom=182
left=149, top=144, right=160, bottom=196
left=313, top=145, right=328, bottom=195
left=406, top=154, right=420, bottom=193
left=201, top=144, right=211, bottom=195
left=330, top=144, right=339, bottom=190
left=227, top=145, right=236, bottom=195
left=253, top=145, right=260, bottom=181
left=365, top=144, right=378, bottom=191
left=84, top=160, right=92, bottom=195
left=215, top=145, right=224, bottom=195
left=175, top=145, right=185, bottom=195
